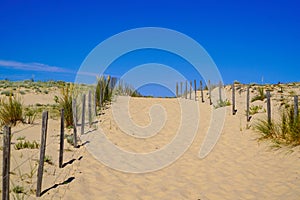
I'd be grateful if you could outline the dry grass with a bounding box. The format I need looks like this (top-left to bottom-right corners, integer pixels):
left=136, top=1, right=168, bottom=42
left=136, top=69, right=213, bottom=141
left=254, top=104, right=300, bottom=146
left=0, top=94, right=23, bottom=127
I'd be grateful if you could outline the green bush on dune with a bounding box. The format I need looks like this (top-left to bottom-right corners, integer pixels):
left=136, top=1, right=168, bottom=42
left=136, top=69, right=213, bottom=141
left=254, top=104, right=300, bottom=145
left=58, top=83, right=76, bottom=127
left=251, top=87, right=266, bottom=102
left=0, top=94, right=23, bottom=127
left=214, top=99, right=231, bottom=109
left=95, top=75, right=113, bottom=107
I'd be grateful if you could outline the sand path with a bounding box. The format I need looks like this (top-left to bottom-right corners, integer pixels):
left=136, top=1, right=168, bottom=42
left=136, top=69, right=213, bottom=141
left=57, top=96, right=300, bottom=200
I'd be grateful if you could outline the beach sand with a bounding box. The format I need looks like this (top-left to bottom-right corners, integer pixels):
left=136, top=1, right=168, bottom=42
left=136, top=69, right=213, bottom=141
left=1, top=84, right=300, bottom=199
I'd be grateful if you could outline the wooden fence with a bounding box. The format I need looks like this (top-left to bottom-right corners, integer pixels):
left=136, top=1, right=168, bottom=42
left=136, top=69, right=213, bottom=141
left=1, top=86, right=105, bottom=199
left=176, top=80, right=299, bottom=124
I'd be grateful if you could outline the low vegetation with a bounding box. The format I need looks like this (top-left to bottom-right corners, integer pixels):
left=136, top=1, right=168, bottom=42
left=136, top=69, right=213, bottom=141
left=44, top=155, right=53, bottom=165
left=14, top=140, right=40, bottom=150
left=251, top=87, right=266, bottom=102
left=12, top=185, right=25, bottom=194
left=1, top=90, right=14, bottom=96
left=114, top=79, right=141, bottom=97
left=0, top=94, right=23, bottom=127
left=95, top=75, right=113, bottom=107
left=214, top=99, right=231, bottom=109
left=58, top=83, right=76, bottom=127
left=254, top=104, right=300, bottom=146
left=24, top=107, right=37, bottom=124
left=249, top=105, right=264, bottom=115
left=65, top=134, right=75, bottom=146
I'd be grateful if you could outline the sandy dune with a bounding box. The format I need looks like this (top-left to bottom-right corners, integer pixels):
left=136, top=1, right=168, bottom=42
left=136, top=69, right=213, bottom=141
left=1, top=84, right=300, bottom=199
left=64, top=91, right=300, bottom=200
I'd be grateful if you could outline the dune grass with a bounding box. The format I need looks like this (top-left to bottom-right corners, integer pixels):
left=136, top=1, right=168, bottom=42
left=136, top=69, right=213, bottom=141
left=249, top=105, right=264, bottom=115
left=114, top=79, right=141, bottom=97
left=254, top=104, right=300, bottom=145
left=0, top=94, right=23, bottom=127
left=95, top=75, right=113, bottom=107
left=58, top=83, right=76, bottom=127
left=14, top=140, right=40, bottom=150
left=251, top=87, right=266, bottom=102
left=214, top=99, right=231, bottom=109
left=24, top=107, right=37, bottom=124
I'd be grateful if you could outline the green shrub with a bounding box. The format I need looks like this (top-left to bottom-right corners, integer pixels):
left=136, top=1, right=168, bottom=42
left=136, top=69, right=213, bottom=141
left=12, top=185, right=25, bottom=194
left=254, top=104, right=300, bottom=145
left=249, top=105, right=263, bottom=115
left=24, top=107, right=37, bottom=124
left=0, top=95, right=23, bottom=127
left=58, top=84, right=76, bottom=127
left=251, top=87, right=266, bottom=102
left=16, top=136, right=26, bottom=141
left=65, top=134, right=74, bottom=146
left=1, top=90, right=14, bottom=96
left=214, top=99, right=231, bottom=109
left=53, top=95, right=59, bottom=104
left=19, top=91, right=26, bottom=95
left=44, top=155, right=53, bottom=165
left=14, top=140, right=39, bottom=150
left=95, top=75, right=112, bottom=107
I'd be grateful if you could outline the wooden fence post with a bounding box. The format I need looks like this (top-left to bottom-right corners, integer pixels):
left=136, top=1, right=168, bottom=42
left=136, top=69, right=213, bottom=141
left=36, top=111, right=48, bottom=197
left=99, top=82, right=103, bottom=108
left=266, top=90, right=271, bottom=125
left=219, top=81, right=222, bottom=102
left=232, top=83, right=237, bottom=115
left=81, top=94, right=86, bottom=135
left=294, top=95, right=298, bottom=121
left=208, top=80, right=212, bottom=105
left=59, top=109, right=64, bottom=168
left=180, top=82, right=183, bottom=97
left=185, top=81, right=188, bottom=99
left=2, top=126, right=11, bottom=200
left=194, top=80, right=197, bottom=101
left=72, top=99, right=78, bottom=148
left=189, top=81, right=192, bottom=100
left=200, top=80, right=204, bottom=103
left=176, top=82, right=178, bottom=97
left=88, top=90, right=92, bottom=127
left=94, top=90, right=97, bottom=116
left=246, top=86, right=250, bottom=121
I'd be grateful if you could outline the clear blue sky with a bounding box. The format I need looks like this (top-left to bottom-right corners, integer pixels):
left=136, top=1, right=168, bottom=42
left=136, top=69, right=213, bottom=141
left=0, top=0, right=299, bottom=90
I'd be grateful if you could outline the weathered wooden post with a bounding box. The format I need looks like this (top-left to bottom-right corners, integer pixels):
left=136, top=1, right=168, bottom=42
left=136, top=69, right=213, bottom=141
left=266, top=90, right=271, bottom=125
left=200, top=80, right=204, bottom=103
left=219, top=81, right=222, bottom=102
left=180, top=82, right=183, bottom=97
left=81, top=94, right=86, bottom=135
left=94, top=90, right=97, bottom=116
left=208, top=80, right=212, bottom=105
left=59, top=109, right=64, bottom=168
left=88, top=90, right=92, bottom=127
left=72, top=99, right=78, bottom=148
left=294, top=95, right=298, bottom=121
left=189, top=81, right=192, bottom=100
left=194, top=80, right=197, bottom=101
left=176, top=82, right=178, bottom=97
left=246, top=86, right=250, bottom=121
left=36, top=111, right=48, bottom=197
left=185, top=81, right=188, bottom=99
left=232, top=83, right=237, bottom=115
left=2, top=126, right=11, bottom=200
left=99, top=82, right=103, bottom=108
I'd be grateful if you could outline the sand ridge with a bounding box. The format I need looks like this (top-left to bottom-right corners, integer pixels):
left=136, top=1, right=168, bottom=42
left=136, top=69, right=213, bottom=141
left=0, top=84, right=300, bottom=199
